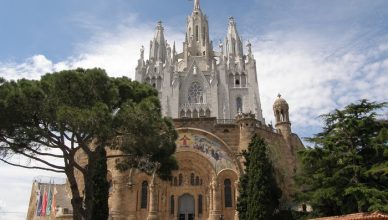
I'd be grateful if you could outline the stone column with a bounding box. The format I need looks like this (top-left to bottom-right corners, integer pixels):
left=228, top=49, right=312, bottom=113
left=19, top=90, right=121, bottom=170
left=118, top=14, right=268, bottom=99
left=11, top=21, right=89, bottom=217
left=234, top=180, right=239, bottom=220
left=128, top=169, right=137, bottom=220
left=147, top=175, right=159, bottom=220
left=208, top=176, right=221, bottom=220
left=110, top=172, right=130, bottom=220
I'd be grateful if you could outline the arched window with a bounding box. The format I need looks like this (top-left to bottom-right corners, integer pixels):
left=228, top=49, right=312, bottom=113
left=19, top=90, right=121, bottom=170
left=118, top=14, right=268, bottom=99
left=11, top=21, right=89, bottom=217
left=193, top=109, right=199, bottom=118
left=241, top=73, right=247, bottom=87
left=195, top=25, right=199, bottom=41
left=235, top=79, right=240, bottom=86
left=173, top=177, right=178, bottom=186
left=199, top=109, right=205, bottom=117
left=224, top=179, right=232, bottom=207
left=141, top=181, right=148, bottom=209
left=236, top=97, right=243, bottom=113
left=198, top=194, right=203, bottom=215
left=206, top=109, right=211, bottom=117
left=202, top=27, right=206, bottom=43
left=195, top=176, right=200, bottom=186
left=188, top=82, right=204, bottom=104
left=178, top=174, right=183, bottom=186
left=180, top=109, right=186, bottom=118
left=186, top=110, right=192, bottom=118
left=170, top=195, right=175, bottom=215
left=190, top=173, right=195, bottom=185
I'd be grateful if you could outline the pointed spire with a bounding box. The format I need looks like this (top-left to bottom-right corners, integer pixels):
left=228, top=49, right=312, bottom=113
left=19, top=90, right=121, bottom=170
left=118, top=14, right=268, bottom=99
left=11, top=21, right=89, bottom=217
left=194, top=0, right=200, bottom=11
left=150, top=21, right=167, bottom=63
left=225, top=17, right=243, bottom=58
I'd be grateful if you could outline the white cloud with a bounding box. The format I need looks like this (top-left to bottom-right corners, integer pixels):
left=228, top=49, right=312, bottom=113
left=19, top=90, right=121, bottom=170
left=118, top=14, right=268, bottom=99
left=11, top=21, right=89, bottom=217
left=1, top=12, right=388, bottom=220
left=254, top=33, right=388, bottom=134
left=0, top=19, right=183, bottom=80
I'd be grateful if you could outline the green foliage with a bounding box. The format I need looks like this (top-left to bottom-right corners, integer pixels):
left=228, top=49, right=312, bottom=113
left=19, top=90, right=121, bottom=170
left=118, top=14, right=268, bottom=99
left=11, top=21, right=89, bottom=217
left=84, top=145, right=109, bottom=220
left=237, top=134, right=282, bottom=220
left=296, top=100, right=388, bottom=217
left=0, top=68, right=178, bottom=219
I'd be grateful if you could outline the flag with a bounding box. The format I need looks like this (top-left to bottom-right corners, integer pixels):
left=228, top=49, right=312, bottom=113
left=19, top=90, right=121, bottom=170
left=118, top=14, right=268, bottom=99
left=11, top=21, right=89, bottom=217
left=41, top=186, right=48, bottom=216
left=46, top=182, right=53, bottom=215
left=52, top=185, right=58, bottom=217
left=36, top=184, right=43, bottom=216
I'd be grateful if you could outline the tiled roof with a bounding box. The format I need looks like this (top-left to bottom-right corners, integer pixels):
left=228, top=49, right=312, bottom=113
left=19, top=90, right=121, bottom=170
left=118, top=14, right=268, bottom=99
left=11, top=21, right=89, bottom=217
left=311, top=212, right=388, bottom=220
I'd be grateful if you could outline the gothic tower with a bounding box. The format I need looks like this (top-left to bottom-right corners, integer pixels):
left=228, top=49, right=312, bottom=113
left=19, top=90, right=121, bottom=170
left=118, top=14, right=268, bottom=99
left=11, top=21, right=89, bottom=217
left=135, top=0, right=265, bottom=123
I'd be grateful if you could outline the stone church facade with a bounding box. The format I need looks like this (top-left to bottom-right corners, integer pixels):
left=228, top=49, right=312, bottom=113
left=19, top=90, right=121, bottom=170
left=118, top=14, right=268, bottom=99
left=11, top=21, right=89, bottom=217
left=113, top=1, right=304, bottom=220
left=27, top=1, right=304, bottom=220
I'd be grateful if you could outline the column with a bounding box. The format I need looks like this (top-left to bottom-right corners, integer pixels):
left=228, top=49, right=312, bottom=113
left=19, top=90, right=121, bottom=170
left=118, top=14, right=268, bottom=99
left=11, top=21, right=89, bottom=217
left=147, top=177, right=159, bottom=220
left=110, top=172, right=130, bottom=220
left=234, top=180, right=239, bottom=220
left=208, top=176, right=221, bottom=220
left=128, top=169, right=137, bottom=220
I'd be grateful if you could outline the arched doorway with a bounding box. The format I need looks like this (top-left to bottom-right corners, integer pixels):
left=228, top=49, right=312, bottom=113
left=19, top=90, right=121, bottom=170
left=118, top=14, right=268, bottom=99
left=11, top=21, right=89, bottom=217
left=178, top=194, right=195, bottom=220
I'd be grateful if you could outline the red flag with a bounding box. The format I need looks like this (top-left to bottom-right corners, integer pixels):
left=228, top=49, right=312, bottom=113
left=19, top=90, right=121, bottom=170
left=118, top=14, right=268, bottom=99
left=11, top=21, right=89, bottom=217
left=41, top=187, right=48, bottom=216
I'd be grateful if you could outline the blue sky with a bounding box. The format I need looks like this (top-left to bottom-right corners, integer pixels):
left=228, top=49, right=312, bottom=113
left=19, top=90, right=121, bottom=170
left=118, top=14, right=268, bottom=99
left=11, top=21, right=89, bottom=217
left=0, top=0, right=388, bottom=219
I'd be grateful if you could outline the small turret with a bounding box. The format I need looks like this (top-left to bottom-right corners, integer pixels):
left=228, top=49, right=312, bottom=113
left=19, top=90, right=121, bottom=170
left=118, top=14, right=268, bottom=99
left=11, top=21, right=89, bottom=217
left=273, top=94, right=292, bottom=139
left=236, top=112, right=257, bottom=152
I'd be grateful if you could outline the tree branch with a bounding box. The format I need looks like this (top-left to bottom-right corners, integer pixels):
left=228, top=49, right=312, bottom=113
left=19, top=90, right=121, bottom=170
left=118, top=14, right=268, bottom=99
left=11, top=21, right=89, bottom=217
left=106, top=154, right=135, bottom=159
left=13, top=149, right=66, bottom=170
left=24, top=145, right=63, bottom=158
left=0, top=158, right=65, bottom=173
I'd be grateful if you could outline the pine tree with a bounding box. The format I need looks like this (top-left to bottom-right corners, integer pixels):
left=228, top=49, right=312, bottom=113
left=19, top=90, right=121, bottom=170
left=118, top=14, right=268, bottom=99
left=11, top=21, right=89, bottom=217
left=296, top=100, right=388, bottom=217
left=237, top=134, right=282, bottom=220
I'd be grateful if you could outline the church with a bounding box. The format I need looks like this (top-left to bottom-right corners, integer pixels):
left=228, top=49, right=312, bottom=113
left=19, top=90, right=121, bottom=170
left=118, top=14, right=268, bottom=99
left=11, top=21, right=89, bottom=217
left=27, top=0, right=304, bottom=219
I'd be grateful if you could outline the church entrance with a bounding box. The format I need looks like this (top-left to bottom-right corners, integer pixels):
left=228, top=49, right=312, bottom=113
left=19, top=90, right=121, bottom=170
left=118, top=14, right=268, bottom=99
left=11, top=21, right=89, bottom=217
left=178, top=194, right=195, bottom=220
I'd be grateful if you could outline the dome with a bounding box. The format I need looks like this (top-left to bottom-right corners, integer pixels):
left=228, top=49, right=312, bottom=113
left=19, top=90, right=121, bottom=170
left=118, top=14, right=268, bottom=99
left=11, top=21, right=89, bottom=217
left=273, top=94, right=289, bottom=109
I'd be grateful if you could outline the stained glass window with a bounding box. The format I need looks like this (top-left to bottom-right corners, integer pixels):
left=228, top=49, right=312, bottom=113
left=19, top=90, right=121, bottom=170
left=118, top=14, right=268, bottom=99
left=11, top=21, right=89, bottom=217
left=170, top=195, right=175, bottom=215
left=191, top=173, right=195, bottom=185
left=236, top=97, right=243, bottom=113
left=224, top=179, right=232, bottom=207
left=141, top=181, right=148, bottom=209
left=188, top=82, right=203, bottom=104
left=198, top=194, right=203, bottom=214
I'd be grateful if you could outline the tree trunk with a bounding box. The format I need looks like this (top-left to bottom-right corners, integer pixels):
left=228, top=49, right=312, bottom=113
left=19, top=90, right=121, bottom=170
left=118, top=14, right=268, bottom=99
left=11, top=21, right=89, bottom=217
left=66, top=168, right=85, bottom=220
left=84, top=152, right=96, bottom=220
left=84, top=145, right=109, bottom=220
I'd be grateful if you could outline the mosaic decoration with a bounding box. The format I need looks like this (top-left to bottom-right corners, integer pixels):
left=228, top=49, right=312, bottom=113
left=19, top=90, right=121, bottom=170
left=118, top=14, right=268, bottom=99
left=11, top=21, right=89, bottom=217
left=176, top=132, right=237, bottom=172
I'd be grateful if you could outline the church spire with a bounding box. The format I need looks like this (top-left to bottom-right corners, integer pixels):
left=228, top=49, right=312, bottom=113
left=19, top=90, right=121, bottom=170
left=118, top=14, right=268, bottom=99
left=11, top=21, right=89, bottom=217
left=194, top=0, right=200, bottom=11
left=224, top=17, right=243, bottom=58
left=149, top=21, right=167, bottom=63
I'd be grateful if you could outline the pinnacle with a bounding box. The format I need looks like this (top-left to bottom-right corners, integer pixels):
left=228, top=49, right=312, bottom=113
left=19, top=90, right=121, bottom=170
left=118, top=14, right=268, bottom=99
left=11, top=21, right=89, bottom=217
left=194, top=0, right=200, bottom=10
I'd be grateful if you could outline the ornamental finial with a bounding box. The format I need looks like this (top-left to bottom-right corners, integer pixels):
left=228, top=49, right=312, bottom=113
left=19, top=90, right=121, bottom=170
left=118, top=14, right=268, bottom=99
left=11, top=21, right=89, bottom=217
left=194, top=0, right=200, bottom=10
